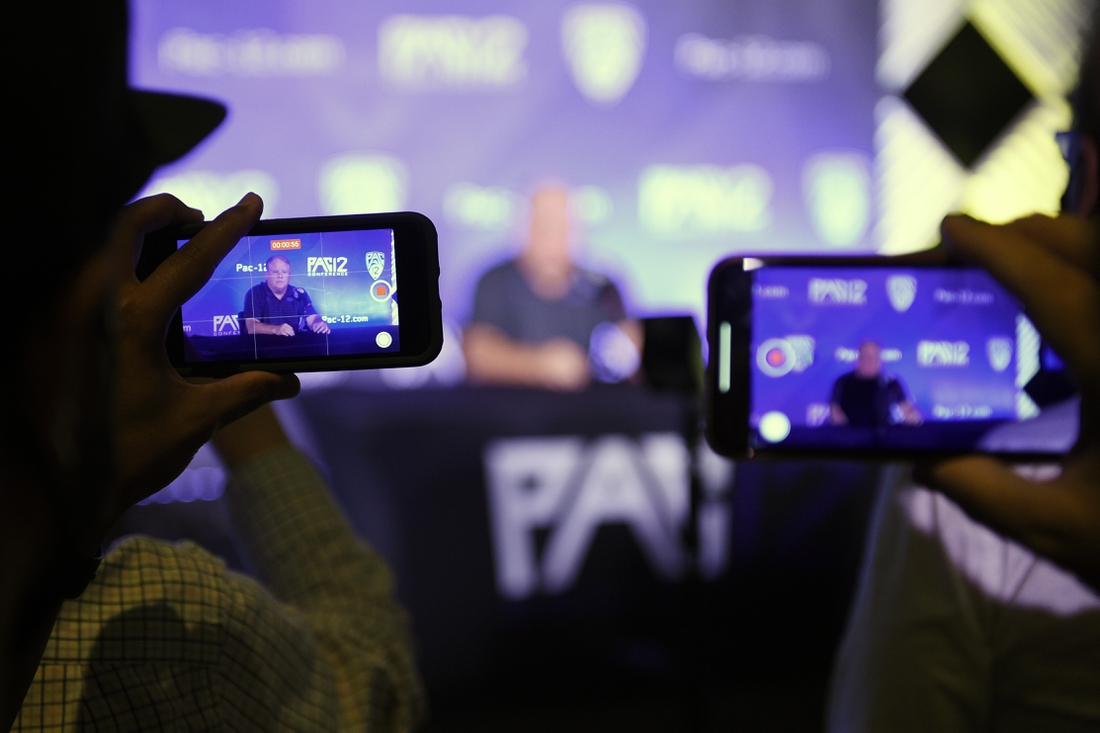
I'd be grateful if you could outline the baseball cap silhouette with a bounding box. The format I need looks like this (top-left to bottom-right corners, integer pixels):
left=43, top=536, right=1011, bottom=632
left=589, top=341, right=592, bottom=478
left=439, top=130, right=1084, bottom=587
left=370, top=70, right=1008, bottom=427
left=12, top=0, right=225, bottom=196
left=12, top=0, right=227, bottom=276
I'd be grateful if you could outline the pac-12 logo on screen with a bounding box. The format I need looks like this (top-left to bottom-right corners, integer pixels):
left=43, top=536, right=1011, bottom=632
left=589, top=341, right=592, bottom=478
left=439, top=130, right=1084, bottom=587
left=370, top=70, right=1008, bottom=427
left=886, top=275, right=917, bottom=312
left=808, top=278, right=867, bottom=305
left=307, top=257, right=349, bottom=276
left=212, top=314, right=239, bottom=334
left=365, top=251, right=385, bottom=279
left=986, top=337, right=1013, bottom=372
left=756, top=335, right=814, bottom=377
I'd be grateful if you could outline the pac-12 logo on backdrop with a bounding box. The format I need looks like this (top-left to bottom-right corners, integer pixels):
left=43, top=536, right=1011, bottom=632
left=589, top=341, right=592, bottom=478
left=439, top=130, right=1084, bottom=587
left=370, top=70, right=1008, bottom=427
left=562, top=3, right=647, bottom=107
left=365, top=251, right=385, bottom=279
left=485, top=434, right=733, bottom=599
left=808, top=278, right=867, bottom=305
left=917, top=340, right=970, bottom=367
left=886, top=275, right=917, bottom=312
left=986, top=337, right=1013, bottom=373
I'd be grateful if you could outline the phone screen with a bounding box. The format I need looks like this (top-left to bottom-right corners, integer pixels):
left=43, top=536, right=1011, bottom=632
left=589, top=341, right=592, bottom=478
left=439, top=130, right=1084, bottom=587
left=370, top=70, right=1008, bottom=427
left=710, top=261, right=1078, bottom=457
left=178, top=228, right=400, bottom=363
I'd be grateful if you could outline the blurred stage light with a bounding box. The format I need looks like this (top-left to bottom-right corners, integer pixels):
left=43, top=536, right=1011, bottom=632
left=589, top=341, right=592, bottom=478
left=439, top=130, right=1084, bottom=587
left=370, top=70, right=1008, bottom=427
left=317, top=153, right=408, bottom=215
left=638, top=164, right=773, bottom=236
left=802, top=151, right=872, bottom=248
left=875, top=1, right=1086, bottom=254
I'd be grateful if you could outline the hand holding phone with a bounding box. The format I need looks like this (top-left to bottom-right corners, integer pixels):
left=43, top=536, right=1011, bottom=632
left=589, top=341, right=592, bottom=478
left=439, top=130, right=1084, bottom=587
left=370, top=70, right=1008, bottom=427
left=706, top=249, right=1070, bottom=460
left=139, top=206, right=443, bottom=376
left=920, top=214, right=1100, bottom=592
left=705, top=212, right=1100, bottom=590
left=111, top=193, right=300, bottom=514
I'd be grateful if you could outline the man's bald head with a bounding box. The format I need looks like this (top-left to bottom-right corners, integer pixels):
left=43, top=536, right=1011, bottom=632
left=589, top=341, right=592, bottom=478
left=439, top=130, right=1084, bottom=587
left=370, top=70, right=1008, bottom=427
left=856, top=340, right=882, bottom=378
left=518, top=185, right=576, bottom=296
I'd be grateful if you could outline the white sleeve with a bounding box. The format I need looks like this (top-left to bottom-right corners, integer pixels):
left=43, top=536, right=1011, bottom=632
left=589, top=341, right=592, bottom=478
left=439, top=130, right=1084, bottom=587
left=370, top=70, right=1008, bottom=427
left=826, top=465, right=993, bottom=733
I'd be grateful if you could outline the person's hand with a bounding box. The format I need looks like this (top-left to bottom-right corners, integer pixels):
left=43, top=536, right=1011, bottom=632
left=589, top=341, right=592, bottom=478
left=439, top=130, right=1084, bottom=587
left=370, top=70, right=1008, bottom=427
left=536, top=338, right=591, bottom=391
left=274, top=323, right=296, bottom=337
left=917, top=214, right=1100, bottom=592
left=210, top=403, right=291, bottom=470
left=310, top=318, right=331, bottom=334
left=105, top=193, right=300, bottom=527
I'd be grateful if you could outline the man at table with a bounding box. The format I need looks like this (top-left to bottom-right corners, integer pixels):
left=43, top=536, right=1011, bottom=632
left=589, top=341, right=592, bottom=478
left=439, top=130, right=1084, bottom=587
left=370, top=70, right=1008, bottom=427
left=464, top=185, right=640, bottom=390
left=243, top=255, right=331, bottom=336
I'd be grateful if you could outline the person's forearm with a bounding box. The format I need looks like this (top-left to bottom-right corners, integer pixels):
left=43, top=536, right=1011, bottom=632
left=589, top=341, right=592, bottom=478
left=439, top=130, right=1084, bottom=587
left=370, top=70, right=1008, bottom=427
left=245, top=319, right=281, bottom=335
left=212, top=406, right=423, bottom=726
left=212, top=405, right=291, bottom=468
left=463, top=326, right=550, bottom=387
left=223, top=449, right=388, bottom=606
left=617, top=318, right=644, bottom=352
left=212, top=407, right=394, bottom=609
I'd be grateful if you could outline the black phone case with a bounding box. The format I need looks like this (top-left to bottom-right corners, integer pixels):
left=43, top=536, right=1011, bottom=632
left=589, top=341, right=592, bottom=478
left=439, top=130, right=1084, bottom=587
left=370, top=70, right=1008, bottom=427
left=138, top=212, right=443, bottom=376
left=704, top=255, right=1070, bottom=462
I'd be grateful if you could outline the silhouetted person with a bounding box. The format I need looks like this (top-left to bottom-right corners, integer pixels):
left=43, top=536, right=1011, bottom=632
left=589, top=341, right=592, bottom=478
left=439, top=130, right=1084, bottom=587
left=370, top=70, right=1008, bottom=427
left=2, top=2, right=420, bottom=729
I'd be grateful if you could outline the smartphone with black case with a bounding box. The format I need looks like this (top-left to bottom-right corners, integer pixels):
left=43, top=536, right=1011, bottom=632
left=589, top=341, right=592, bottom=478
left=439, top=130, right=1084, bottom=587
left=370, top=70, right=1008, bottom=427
left=705, top=255, right=1078, bottom=460
left=139, top=212, right=442, bottom=376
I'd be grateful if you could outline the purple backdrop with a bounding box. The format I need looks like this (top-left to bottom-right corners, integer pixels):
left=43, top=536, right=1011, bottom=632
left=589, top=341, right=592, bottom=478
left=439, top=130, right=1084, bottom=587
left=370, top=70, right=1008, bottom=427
left=132, top=0, right=879, bottom=324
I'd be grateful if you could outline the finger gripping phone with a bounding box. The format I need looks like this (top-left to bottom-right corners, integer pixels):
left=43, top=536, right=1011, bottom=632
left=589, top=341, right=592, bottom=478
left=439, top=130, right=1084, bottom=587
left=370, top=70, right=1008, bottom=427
left=140, top=212, right=442, bottom=376
left=705, top=256, right=1078, bottom=460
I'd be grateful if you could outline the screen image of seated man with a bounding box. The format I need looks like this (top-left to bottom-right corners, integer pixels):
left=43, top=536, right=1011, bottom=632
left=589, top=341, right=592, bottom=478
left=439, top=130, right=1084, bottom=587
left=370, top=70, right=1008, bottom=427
left=463, top=185, right=641, bottom=390
left=829, top=340, right=922, bottom=427
left=243, top=255, right=331, bottom=337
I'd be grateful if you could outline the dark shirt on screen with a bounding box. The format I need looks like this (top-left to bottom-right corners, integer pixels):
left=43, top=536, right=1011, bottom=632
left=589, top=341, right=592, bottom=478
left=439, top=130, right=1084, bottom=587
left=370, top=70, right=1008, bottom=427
left=242, top=282, right=317, bottom=331
left=831, top=371, right=909, bottom=428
